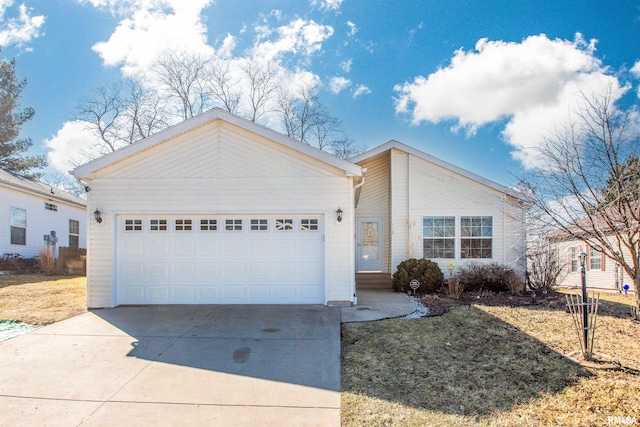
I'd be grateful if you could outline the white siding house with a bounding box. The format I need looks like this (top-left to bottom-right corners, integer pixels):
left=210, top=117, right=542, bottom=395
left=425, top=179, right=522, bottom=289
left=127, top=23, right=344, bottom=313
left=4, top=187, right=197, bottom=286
left=0, top=169, right=87, bottom=258
left=552, top=237, right=636, bottom=292
left=351, top=141, right=527, bottom=278
left=74, top=110, right=527, bottom=308
left=73, top=109, right=362, bottom=308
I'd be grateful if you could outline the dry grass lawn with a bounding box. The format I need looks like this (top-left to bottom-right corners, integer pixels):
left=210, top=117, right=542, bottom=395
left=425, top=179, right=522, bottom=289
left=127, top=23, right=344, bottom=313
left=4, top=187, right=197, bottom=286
left=342, top=291, right=640, bottom=427
left=0, top=274, right=86, bottom=324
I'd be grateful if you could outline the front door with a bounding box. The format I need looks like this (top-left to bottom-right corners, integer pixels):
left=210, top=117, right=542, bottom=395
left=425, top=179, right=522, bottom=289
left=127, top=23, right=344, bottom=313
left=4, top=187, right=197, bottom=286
left=356, top=217, right=383, bottom=272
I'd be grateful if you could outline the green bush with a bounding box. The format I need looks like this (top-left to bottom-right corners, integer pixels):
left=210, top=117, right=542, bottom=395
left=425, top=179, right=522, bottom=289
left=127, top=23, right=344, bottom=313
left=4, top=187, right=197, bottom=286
left=392, top=258, right=444, bottom=293
left=458, top=263, right=522, bottom=294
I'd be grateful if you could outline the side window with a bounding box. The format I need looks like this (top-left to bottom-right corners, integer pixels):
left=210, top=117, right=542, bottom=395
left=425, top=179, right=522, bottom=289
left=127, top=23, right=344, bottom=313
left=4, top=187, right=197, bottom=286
left=69, top=219, right=80, bottom=248
left=10, top=207, right=26, bottom=245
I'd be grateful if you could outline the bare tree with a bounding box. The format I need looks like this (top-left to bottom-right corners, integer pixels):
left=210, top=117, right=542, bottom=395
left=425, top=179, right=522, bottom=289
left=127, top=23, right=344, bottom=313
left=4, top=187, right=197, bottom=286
left=204, top=59, right=241, bottom=114
left=277, top=83, right=366, bottom=157
left=154, top=51, right=210, bottom=120
left=75, top=80, right=170, bottom=159
left=121, top=79, right=170, bottom=143
left=75, top=83, right=124, bottom=154
left=241, top=60, right=278, bottom=122
left=518, top=88, right=640, bottom=316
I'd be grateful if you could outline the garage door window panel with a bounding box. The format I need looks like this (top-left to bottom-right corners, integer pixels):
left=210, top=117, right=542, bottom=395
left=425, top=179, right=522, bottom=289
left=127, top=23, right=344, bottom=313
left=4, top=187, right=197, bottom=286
left=150, top=219, right=167, bottom=231
left=301, top=219, right=319, bottom=231
left=201, top=219, right=217, bottom=231
left=125, top=219, right=142, bottom=231
left=175, top=219, right=192, bottom=231
left=251, top=219, right=268, bottom=231
left=225, top=219, right=242, bottom=231
left=276, top=219, right=293, bottom=231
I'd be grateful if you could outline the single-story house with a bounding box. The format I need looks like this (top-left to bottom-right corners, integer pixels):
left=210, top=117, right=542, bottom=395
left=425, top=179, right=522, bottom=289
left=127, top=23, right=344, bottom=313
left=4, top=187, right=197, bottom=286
left=73, top=108, right=527, bottom=308
left=1, top=169, right=87, bottom=258
left=550, top=232, right=637, bottom=292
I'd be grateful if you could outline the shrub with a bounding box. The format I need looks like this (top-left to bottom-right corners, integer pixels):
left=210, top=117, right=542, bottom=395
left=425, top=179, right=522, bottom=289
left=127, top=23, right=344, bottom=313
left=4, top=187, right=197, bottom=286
left=0, top=253, right=39, bottom=273
left=458, top=263, right=523, bottom=295
left=392, top=258, right=444, bottom=293
left=38, top=247, right=56, bottom=276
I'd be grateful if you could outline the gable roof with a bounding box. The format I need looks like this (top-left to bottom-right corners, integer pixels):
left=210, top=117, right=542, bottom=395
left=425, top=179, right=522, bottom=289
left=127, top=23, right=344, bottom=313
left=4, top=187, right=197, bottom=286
left=0, top=169, right=86, bottom=208
left=350, top=139, right=525, bottom=201
left=73, top=108, right=363, bottom=179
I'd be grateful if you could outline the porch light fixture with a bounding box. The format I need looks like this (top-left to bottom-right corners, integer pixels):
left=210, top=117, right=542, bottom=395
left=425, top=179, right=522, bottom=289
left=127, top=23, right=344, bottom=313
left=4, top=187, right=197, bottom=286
left=579, top=252, right=587, bottom=267
left=336, top=207, right=343, bottom=223
left=94, top=209, right=103, bottom=224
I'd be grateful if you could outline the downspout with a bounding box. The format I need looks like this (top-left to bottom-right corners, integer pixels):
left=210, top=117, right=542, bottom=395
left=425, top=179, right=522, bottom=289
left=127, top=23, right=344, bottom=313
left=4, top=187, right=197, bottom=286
left=352, top=168, right=366, bottom=305
left=353, top=168, right=367, bottom=209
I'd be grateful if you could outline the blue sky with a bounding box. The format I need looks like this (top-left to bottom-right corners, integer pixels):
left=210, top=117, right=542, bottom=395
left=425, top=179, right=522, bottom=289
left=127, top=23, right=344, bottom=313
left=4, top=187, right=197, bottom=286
left=2, top=0, right=640, bottom=187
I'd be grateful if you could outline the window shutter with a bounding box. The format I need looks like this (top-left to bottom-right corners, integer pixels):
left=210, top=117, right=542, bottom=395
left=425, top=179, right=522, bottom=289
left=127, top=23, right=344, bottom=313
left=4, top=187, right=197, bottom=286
left=586, top=249, right=590, bottom=271
left=601, top=252, right=606, bottom=271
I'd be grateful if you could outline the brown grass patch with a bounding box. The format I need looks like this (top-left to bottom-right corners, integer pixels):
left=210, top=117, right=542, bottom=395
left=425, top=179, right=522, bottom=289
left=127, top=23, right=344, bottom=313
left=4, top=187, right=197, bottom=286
left=0, top=274, right=86, bottom=324
left=341, top=294, right=640, bottom=426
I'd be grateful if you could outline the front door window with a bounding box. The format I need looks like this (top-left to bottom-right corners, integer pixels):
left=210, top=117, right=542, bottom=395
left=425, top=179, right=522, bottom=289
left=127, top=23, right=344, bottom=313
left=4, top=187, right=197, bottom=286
left=357, top=217, right=383, bottom=272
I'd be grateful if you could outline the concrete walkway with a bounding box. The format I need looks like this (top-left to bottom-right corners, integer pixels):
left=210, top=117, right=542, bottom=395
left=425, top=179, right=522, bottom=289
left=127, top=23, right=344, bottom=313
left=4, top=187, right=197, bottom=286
left=340, top=289, right=418, bottom=322
left=0, top=305, right=340, bottom=427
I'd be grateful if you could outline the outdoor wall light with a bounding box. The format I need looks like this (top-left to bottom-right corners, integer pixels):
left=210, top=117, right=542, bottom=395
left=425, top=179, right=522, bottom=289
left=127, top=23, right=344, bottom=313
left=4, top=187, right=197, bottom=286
left=336, top=207, right=343, bottom=223
left=94, top=209, right=103, bottom=224
left=579, top=252, right=587, bottom=268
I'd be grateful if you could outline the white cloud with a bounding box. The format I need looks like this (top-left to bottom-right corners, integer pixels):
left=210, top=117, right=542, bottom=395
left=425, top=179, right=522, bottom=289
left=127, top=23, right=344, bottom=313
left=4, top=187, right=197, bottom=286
left=339, top=58, right=352, bottom=72
left=311, top=0, right=343, bottom=12
left=329, top=76, right=350, bottom=94
left=250, top=18, right=333, bottom=63
left=45, top=121, right=103, bottom=173
left=394, top=33, right=624, bottom=169
left=352, top=84, right=371, bottom=98
left=346, top=20, right=357, bottom=37
left=631, top=60, right=640, bottom=79
left=0, top=2, right=45, bottom=49
left=88, top=0, right=214, bottom=77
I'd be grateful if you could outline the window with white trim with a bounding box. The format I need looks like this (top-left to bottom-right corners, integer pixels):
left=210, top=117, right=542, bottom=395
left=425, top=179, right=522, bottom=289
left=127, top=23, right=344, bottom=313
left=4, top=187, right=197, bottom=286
left=150, top=219, right=167, bottom=231
left=175, top=219, right=192, bottom=231
left=301, top=219, right=318, bottom=231
left=69, top=220, right=80, bottom=248
left=276, top=218, right=293, bottom=231
left=225, top=219, right=242, bottom=231
left=125, top=219, right=142, bottom=231
left=200, top=219, right=217, bottom=231
left=423, top=216, right=455, bottom=259
left=10, top=207, right=26, bottom=245
left=589, top=246, right=602, bottom=270
left=460, top=216, right=492, bottom=259
left=45, top=202, right=57, bottom=212
left=250, top=219, right=268, bottom=231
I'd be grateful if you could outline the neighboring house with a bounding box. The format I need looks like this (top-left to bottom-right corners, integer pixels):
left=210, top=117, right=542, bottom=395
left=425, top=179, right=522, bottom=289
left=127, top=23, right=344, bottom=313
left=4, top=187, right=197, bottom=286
left=0, top=169, right=87, bottom=258
left=73, top=109, right=527, bottom=308
left=550, top=233, right=636, bottom=292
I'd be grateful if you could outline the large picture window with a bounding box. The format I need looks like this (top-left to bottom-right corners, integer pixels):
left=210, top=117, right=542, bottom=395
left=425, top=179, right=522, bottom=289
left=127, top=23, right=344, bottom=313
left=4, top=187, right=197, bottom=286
left=10, top=207, right=26, bottom=246
left=461, top=216, right=492, bottom=259
left=423, top=216, right=455, bottom=259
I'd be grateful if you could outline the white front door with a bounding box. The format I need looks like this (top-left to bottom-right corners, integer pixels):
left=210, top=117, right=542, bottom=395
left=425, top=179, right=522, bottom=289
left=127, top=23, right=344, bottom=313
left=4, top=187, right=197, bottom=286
left=356, top=217, right=383, bottom=272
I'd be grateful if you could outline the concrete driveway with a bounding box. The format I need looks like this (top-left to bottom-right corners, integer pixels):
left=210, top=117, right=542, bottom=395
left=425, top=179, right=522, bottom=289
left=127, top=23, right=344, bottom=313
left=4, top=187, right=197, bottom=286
left=0, top=305, right=340, bottom=427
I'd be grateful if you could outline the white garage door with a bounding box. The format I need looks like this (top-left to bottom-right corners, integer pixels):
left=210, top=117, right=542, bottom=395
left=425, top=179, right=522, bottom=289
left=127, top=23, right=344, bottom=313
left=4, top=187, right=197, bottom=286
left=116, top=215, right=325, bottom=304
